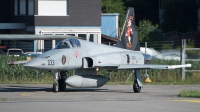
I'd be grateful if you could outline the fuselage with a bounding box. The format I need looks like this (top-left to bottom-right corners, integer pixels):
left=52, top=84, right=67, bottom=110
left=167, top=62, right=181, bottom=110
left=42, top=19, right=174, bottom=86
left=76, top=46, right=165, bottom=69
left=23, top=38, right=152, bottom=70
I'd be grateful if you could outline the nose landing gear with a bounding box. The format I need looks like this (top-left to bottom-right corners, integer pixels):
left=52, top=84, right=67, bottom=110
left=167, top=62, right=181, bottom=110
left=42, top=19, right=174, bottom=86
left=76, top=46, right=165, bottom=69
left=53, top=71, right=67, bottom=92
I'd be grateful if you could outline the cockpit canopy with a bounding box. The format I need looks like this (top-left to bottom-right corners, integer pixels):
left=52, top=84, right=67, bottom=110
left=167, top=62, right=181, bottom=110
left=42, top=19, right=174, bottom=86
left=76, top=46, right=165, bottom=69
left=54, top=38, right=81, bottom=49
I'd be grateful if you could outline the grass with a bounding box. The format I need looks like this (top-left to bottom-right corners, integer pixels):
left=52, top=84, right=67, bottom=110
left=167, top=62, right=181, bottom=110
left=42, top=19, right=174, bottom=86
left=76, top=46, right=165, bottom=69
left=107, top=81, right=133, bottom=85
left=178, top=90, right=200, bottom=98
left=0, top=55, right=200, bottom=84
left=0, top=98, right=9, bottom=101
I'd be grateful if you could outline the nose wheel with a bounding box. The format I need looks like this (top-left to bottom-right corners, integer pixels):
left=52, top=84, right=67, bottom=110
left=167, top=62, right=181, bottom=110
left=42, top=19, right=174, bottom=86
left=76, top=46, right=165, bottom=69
left=58, top=71, right=67, bottom=91
left=53, top=83, right=59, bottom=92
left=53, top=72, right=59, bottom=92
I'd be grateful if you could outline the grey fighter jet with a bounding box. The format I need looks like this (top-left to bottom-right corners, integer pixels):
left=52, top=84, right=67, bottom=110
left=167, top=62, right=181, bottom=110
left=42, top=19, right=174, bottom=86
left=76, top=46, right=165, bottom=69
left=22, top=37, right=190, bottom=93
left=4, top=7, right=191, bottom=93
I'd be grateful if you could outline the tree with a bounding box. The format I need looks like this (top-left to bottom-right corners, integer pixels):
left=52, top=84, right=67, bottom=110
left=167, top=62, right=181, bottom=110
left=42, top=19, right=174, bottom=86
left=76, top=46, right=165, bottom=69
left=102, top=0, right=126, bottom=27
left=136, top=20, right=158, bottom=42
left=161, top=0, right=198, bottom=33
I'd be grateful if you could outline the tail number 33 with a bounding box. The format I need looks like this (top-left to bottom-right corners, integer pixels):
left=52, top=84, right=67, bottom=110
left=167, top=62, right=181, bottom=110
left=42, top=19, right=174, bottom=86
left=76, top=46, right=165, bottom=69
left=48, top=60, right=55, bottom=65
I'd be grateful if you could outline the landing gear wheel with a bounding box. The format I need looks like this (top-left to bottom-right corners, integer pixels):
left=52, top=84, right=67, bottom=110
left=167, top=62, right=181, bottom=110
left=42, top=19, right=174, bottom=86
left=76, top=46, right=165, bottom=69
left=133, top=82, right=141, bottom=93
left=52, top=71, right=67, bottom=92
left=53, top=83, right=59, bottom=93
left=58, top=79, right=66, bottom=91
left=58, top=71, right=67, bottom=91
left=53, top=71, right=59, bottom=93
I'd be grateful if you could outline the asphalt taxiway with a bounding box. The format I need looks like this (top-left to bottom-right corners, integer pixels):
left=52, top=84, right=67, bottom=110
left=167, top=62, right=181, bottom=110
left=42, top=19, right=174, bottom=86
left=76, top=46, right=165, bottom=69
left=0, top=84, right=199, bottom=112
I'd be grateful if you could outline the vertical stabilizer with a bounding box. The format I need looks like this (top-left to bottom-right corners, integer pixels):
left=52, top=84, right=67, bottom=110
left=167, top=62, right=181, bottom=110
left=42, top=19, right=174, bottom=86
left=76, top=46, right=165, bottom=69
left=116, top=7, right=140, bottom=51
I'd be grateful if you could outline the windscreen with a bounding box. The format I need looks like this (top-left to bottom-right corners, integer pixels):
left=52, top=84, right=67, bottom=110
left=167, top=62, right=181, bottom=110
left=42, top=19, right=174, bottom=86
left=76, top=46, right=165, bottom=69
left=54, top=39, right=81, bottom=49
left=69, top=38, right=81, bottom=47
left=54, top=40, right=71, bottom=49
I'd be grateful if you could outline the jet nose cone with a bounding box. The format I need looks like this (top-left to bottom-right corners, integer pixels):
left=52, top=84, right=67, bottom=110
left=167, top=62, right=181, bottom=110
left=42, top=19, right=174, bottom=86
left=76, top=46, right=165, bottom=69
left=23, top=61, right=35, bottom=68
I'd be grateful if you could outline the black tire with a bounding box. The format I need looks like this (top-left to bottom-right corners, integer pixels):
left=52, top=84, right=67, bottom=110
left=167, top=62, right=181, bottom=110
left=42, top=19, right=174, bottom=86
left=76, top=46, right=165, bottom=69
left=58, top=79, right=66, bottom=91
left=53, top=83, right=59, bottom=93
left=133, top=82, right=141, bottom=93
left=59, top=71, right=67, bottom=91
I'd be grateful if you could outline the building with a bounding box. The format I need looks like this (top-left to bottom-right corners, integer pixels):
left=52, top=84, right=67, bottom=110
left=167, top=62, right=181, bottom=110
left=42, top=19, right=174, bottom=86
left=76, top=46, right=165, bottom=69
left=101, top=13, right=119, bottom=38
left=0, top=0, right=102, bottom=52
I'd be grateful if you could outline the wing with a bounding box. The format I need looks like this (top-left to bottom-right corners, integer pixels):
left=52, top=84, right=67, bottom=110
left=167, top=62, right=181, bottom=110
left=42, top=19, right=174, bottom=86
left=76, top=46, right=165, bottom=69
left=118, top=64, right=191, bottom=69
left=0, top=34, right=85, bottom=40
left=95, top=64, right=191, bottom=70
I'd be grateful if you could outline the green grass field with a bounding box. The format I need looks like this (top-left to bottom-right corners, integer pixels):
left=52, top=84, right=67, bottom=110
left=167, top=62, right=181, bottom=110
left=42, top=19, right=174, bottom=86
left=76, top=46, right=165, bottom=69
left=178, top=90, right=200, bottom=98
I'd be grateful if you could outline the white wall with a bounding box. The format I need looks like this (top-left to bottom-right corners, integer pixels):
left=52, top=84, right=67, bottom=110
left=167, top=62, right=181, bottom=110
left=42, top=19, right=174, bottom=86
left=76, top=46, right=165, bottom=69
left=38, top=0, right=67, bottom=16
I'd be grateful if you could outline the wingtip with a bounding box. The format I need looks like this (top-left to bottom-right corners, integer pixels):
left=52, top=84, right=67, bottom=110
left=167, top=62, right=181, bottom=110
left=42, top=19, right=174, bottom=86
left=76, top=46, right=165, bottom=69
left=186, top=64, right=192, bottom=67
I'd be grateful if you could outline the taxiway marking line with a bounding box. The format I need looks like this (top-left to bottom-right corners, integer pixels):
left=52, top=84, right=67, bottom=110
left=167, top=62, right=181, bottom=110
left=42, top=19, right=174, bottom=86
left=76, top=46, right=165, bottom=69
left=173, top=100, right=200, bottom=103
left=21, top=93, right=42, bottom=98
left=106, top=98, right=111, bottom=101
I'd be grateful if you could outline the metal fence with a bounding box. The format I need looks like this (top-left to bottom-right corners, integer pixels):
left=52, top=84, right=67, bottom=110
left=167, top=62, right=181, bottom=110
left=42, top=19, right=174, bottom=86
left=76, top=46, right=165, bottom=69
left=141, top=39, right=200, bottom=80
left=181, top=39, right=200, bottom=79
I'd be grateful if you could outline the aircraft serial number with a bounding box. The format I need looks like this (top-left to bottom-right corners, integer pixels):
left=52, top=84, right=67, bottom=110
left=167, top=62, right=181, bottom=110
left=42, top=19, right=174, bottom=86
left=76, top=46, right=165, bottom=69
left=48, top=60, right=55, bottom=65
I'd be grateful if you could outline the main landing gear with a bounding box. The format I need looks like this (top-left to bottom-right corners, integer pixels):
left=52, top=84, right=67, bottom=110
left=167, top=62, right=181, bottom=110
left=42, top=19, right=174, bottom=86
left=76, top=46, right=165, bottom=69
left=53, top=71, right=67, bottom=92
left=133, top=80, right=141, bottom=93
left=133, top=69, right=142, bottom=93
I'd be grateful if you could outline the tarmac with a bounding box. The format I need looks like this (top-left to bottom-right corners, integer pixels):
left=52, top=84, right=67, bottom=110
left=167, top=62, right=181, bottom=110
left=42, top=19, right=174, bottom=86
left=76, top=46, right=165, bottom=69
left=0, top=84, right=200, bottom=112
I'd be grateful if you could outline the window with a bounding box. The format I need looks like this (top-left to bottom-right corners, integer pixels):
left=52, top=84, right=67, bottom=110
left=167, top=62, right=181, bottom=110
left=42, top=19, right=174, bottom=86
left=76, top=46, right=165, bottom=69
left=28, top=0, right=34, bottom=15
left=67, top=34, right=75, bottom=36
left=38, top=0, right=68, bottom=15
left=14, top=0, right=18, bottom=15
left=19, top=0, right=26, bottom=15
left=78, top=34, right=87, bottom=39
left=89, top=34, right=98, bottom=43
left=14, top=0, right=34, bottom=16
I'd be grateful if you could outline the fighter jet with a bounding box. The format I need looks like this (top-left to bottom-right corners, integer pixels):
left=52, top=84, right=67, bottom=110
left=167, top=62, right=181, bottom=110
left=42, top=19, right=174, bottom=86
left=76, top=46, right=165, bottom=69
left=3, top=7, right=191, bottom=93
left=21, top=7, right=191, bottom=93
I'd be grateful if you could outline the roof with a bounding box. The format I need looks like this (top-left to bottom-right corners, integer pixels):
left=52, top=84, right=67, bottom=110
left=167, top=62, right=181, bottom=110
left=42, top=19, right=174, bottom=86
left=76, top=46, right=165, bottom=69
left=101, top=34, right=119, bottom=45
left=101, top=34, right=119, bottom=42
